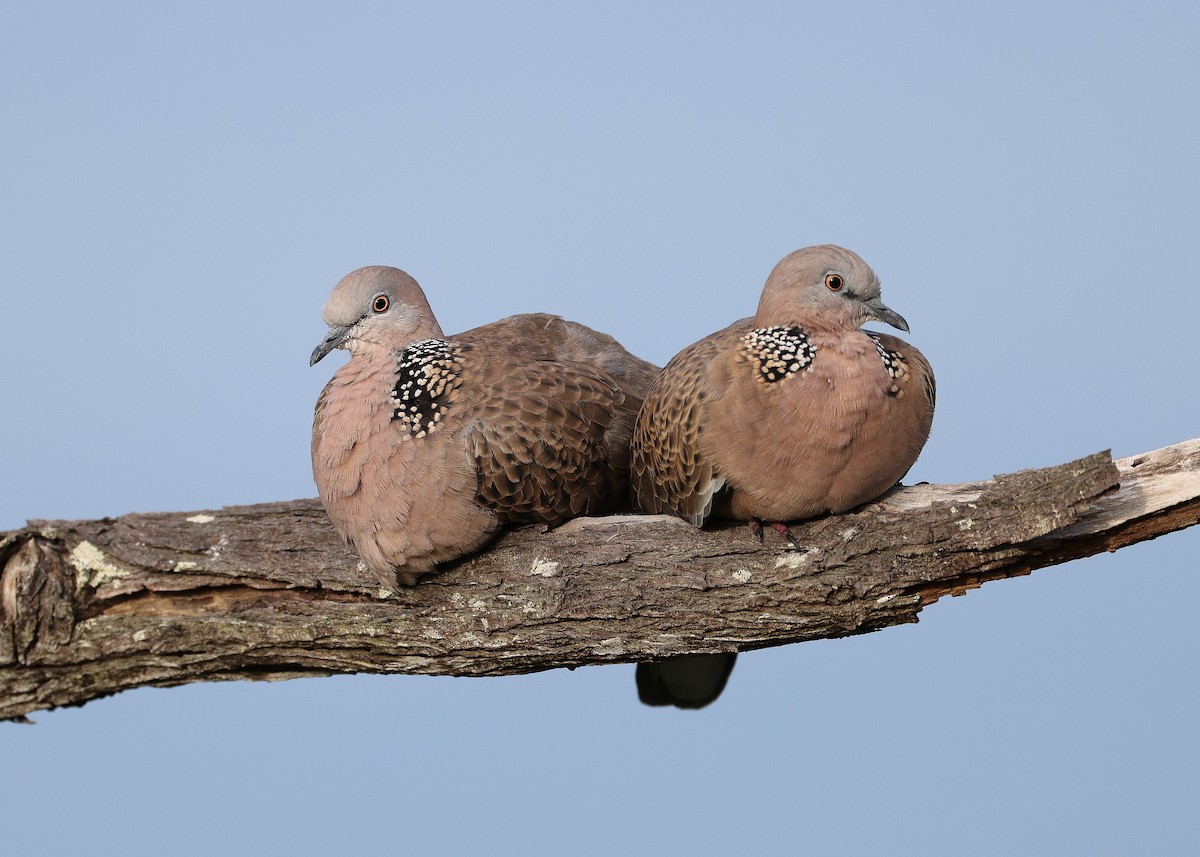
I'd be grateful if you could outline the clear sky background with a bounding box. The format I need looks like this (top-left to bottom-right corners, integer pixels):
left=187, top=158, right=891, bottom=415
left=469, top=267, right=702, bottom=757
left=3, top=3, right=1197, bottom=855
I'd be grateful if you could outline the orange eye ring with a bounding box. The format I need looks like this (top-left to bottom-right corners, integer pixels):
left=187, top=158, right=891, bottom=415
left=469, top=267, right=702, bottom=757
left=825, top=274, right=844, bottom=292
left=372, top=294, right=390, bottom=313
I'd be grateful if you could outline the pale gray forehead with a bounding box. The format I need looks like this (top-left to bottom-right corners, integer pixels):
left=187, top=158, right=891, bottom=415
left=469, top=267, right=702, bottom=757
left=322, top=266, right=420, bottom=326
left=773, top=244, right=881, bottom=294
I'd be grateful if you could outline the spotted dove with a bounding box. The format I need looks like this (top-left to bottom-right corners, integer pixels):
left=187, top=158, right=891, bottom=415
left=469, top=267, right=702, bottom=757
left=630, top=244, right=936, bottom=708
left=311, top=265, right=658, bottom=590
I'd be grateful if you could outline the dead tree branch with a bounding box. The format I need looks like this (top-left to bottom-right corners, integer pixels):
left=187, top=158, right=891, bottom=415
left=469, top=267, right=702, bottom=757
left=3, top=439, right=1198, bottom=720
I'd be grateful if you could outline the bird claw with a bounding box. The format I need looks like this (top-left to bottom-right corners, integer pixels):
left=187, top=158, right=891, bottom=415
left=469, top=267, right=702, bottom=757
left=748, top=518, right=799, bottom=549
left=770, top=521, right=801, bottom=550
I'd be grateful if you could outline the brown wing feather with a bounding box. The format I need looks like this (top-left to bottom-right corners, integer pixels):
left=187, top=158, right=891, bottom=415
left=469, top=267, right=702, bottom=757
left=456, top=316, right=650, bottom=525
left=468, top=313, right=659, bottom=400
left=630, top=318, right=752, bottom=525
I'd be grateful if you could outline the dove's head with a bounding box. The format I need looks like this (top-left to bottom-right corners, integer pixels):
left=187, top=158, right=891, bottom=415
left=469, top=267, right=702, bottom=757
left=755, top=244, right=909, bottom=333
left=311, top=266, right=445, bottom=365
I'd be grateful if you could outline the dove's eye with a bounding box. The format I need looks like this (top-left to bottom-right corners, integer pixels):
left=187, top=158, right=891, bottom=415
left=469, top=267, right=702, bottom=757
left=825, top=274, right=844, bottom=292
left=372, top=294, right=391, bottom=313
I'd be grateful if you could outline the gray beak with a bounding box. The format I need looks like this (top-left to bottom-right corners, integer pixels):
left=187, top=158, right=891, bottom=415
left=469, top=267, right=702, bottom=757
left=310, top=324, right=352, bottom=366
left=862, top=296, right=909, bottom=333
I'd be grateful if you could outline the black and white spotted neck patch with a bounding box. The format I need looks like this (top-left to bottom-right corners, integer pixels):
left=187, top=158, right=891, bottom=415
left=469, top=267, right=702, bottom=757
left=866, top=333, right=910, bottom=396
left=741, top=326, right=816, bottom=383
left=390, top=339, right=471, bottom=437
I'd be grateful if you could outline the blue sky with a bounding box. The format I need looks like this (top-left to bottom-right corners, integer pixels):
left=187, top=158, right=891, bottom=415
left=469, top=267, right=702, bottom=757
left=2, top=3, right=1198, bottom=855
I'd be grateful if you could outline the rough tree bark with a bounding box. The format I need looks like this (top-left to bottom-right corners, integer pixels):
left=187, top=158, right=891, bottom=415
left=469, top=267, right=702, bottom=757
left=2, top=439, right=1198, bottom=721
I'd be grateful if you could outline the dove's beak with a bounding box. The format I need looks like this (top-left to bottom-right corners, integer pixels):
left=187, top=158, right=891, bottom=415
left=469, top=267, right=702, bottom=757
left=862, top=297, right=909, bottom=333
left=310, top=324, right=352, bottom=366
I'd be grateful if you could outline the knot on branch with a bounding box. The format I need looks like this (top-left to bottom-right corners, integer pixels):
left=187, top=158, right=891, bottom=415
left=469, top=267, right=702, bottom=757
left=1, top=534, right=78, bottom=665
